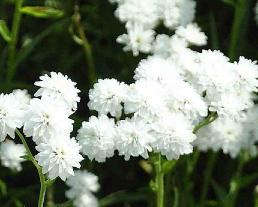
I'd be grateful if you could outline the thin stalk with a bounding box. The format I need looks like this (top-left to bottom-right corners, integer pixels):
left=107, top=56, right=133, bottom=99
left=193, top=112, right=218, bottom=134
left=15, top=129, right=47, bottom=207
left=73, top=4, right=97, bottom=85
left=154, top=153, right=164, bottom=207
left=228, top=0, right=251, bottom=60
left=199, top=152, right=218, bottom=207
left=225, top=156, right=245, bottom=207
left=6, top=0, right=23, bottom=84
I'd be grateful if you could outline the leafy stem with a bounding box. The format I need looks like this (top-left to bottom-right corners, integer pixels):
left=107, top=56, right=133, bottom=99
left=15, top=129, right=52, bottom=207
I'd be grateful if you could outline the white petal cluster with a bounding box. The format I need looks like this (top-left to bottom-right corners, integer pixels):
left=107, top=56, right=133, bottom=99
left=86, top=49, right=258, bottom=160
left=0, top=93, right=25, bottom=142
left=88, top=79, right=128, bottom=118
left=35, top=72, right=80, bottom=112
left=77, top=115, right=116, bottom=162
left=0, top=140, right=26, bottom=171
left=65, top=170, right=99, bottom=207
left=23, top=72, right=84, bottom=181
left=195, top=105, right=258, bottom=158
left=110, top=0, right=199, bottom=56
left=35, top=136, right=83, bottom=181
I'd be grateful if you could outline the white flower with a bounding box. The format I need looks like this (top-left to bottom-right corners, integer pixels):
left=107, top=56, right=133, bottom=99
left=77, top=115, right=116, bottom=162
left=235, top=57, right=258, bottom=92
left=66, top=170, right=100, bottom=199
left=175, top=23, right=207, bottom=46
left=195, top=118, right=244, bottom=158
left=12, top=89, right=31, bottom=110
left=115, top=0, right=159, bottom=27
left=34, top=72, right=80, bottom=112
left=133, top=56, right=183, bottom=84
left=124, top=80, right=166, bottom=120
left=151, top=113, right=196, bottom=160
left=0, top=93, right=24, bottom=142
left=35, top=136, right=83, bottom=181
left=165, top=82, right=208, bottom=119
left=117, top=23, right=155, bottom=56
left=88, top=79, right=128, bottom=118
left=0, top=140, right=26, bottom=171
left=157, top=0, right=196, bottom=29
left=73, top=193, right=98, bottom=207
left=23, top=98, right=73, bottom=144
left=115, top=118, right=155, bottom=160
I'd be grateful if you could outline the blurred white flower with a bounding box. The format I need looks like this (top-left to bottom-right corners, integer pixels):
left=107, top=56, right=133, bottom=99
left=176, top=23, right=207, bottom=46
left=0, top=140, right=26, bottom=171
left=0, top=93, right=24, bottom=142
left=73, top=193, right=99, bottom=207
left=66, top=170, right=100, bottom=199
left=12, top=89, right=31, bottom=110
left=117, top=23, right=155, bottom=56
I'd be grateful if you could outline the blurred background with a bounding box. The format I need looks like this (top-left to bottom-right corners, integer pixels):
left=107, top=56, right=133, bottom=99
left=0, top=0, right=258, bottom=206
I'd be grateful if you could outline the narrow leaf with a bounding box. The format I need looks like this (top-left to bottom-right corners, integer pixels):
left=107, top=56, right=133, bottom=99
left=0, top=20, right=11, bottom=42
left=20, top=7, right=64, bottom=19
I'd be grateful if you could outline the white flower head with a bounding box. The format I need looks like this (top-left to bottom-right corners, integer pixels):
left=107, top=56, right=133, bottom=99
left=134, top=56, right=183, bottom=84
left=0, top=93, right=24, bottom=142
left=88, top=79, right=128, bottom=118
left=34, top=72, right=80, bottom=112
left=235, top=57, right=258, bottom=92
left=77, top=115, right=116, bottom=162
left=157, top=0, right=196, bottom=29
left=35, top=136, right=83, bottom=181
left=151, top=113, right=196, bottom=160
left=66, top=170, right=100, bottom=199
left=175, top=23, right=207, bottom=46
left=0, top=140, right=26, bottom=171
left=23, top=98, right=74, bottom=144
left=12, top=89, right=31, bottom=110
left=115, top=118, right=155, bottom=160
left=73, top=193, right=99, bottom=207
left=117, top=23, right=155, bottom=56
left=115, top=0, right=159, bottom=27
left=124, top=79, right=166, bottom=120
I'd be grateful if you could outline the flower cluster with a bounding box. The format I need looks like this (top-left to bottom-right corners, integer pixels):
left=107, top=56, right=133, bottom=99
left=81, top=48, right=258, bottom=161
left=109, top=0, right=206, bottom=56
left=0, top=73, right=83, bottom=181
left=65, top=170, right=100, bottom=207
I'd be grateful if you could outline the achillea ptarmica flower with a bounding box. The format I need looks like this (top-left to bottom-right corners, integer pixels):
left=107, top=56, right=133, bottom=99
left=0, top=93, right=25, bottom=142
left=0, top=140, right=26, bottom=171
left=35, top=136, right=83, bottom=181
left=77, top=115, right=116, bottom=162
left=34, top=72, right=80, bottom=112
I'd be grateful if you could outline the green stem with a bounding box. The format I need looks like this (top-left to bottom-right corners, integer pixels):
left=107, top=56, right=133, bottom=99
left=225, top=155, right=245, bottom=207
left=73, top=4, right=97, bottom=85
left=199, top=152, right=218, bottom=207
left=154, top=154, right=164, bottom=207
left=6, top=0, right=23, bottom=84
left=228, top=0, right=251, bottom=60
left=15, top=129, right=47, bottom=207
left=193, top=112, right=218, bottom=134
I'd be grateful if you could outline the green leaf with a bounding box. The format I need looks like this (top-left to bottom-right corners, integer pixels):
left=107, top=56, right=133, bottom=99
left=221, top=0, right=236, bottom=6
left=14, top=199, right=24, bottom=207
left=0, top=179, right=7, bottom=196
left=99, top=188, right=149, bottom=207
left=20, top=7, right=64, bottom=19
left=211, top=179, right=227, bottom=202
left=162, top=160, right=177, bottom=175
left=0, top=20, right=11, bottom=42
